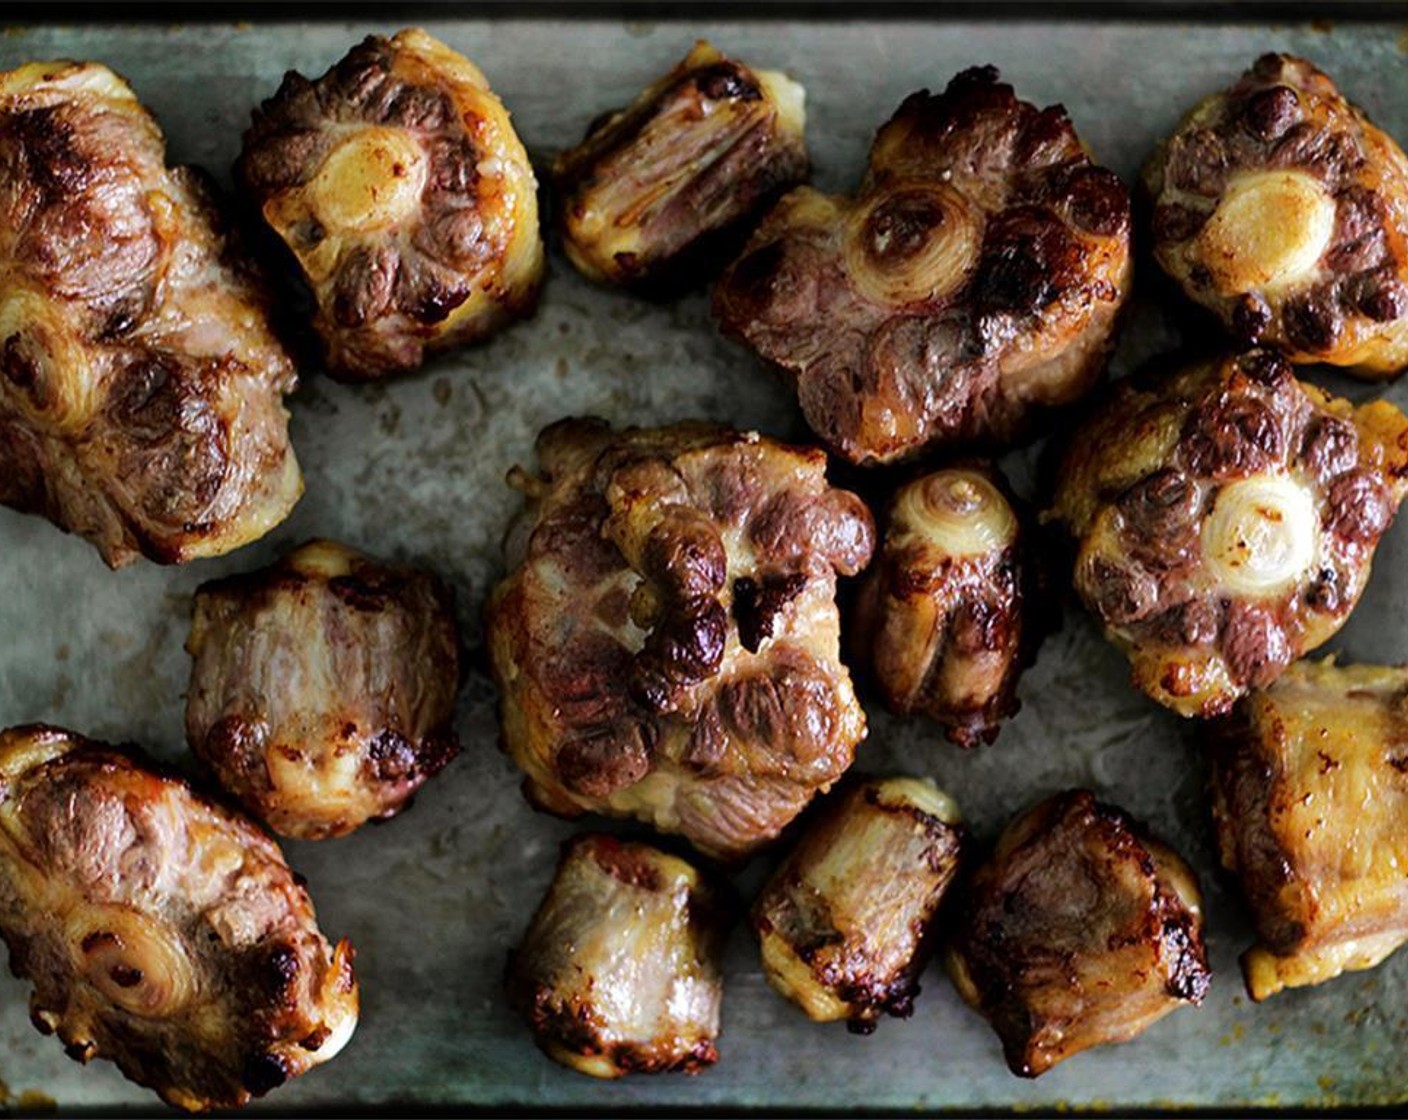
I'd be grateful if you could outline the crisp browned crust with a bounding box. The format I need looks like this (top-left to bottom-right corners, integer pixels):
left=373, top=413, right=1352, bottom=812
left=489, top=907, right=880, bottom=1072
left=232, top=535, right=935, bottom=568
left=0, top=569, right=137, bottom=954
left=238, top=28, right=543, bottom=380
left=1145, top=54, right=1408, bottom=376
left=750, top=776, right=963, bottom=1032
left=0, top=60, right=301, bottom=568
left=553, top=40, right=808, bottom=288
left=1208, top=659, right=1408, bottom=1000
left=851, top=464, right=1036, bottom=746
left=0, top=724, right=358, bottom=1111
left=714, top=66, right=1131, bottom=466
left=505, top=833, right=726, bottom=1079
left=946, top=789, right=1209, bottom=1078
left=484, top=418, right=874, bottom=861
left=185, top=539, right=461, bottom=840
left=1049, top=349, right=1408, bottom=718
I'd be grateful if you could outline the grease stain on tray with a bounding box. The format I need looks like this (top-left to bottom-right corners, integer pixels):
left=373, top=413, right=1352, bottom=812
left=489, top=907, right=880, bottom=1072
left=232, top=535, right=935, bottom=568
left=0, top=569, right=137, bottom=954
left=0, top=1077, right=57, bottom=1114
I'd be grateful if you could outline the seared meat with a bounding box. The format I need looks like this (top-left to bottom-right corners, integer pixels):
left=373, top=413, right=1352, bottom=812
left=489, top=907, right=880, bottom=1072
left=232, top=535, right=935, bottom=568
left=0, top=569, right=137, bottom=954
left=946, top=789, right=1209, bottom=1078
left=506, top=833, right=727, bottom=1079
left=1146, top=54, right=1408, bottom=376
left=1048, top=349, right=1408, bottom=718
left=1210, top=658, right=1408, bottom=1000
left=751, top=776, right=963, bottom=1033
left=852, top=466, right=1035, bottom=746
left=485, top=418, right=874, bottom=861
left=185, top=539, right=461, bottom=840
left=714, top=66, right=1131, bottom=466
left=0, top=60, right=301, bottom=568
left=0, top=725, right=357, bottom=1112
left=238, top=28, right=544, bottom=380
left=553, top=39, right=808, bottom=288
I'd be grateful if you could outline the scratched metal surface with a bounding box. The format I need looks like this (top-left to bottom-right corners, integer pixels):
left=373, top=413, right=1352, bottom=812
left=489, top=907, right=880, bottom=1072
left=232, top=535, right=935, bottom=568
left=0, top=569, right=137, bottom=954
left=1, top=14, right=1407, bottom=1114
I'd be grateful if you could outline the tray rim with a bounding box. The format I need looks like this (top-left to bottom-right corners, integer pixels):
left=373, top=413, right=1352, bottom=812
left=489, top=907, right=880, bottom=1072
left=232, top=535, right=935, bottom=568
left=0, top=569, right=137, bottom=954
left=5, top=1, right=1407, bottom=27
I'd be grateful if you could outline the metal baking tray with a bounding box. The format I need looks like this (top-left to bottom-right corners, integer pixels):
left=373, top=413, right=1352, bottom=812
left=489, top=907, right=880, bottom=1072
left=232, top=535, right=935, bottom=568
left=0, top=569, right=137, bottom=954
left=2, top=9, right=1407, bottom=1114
